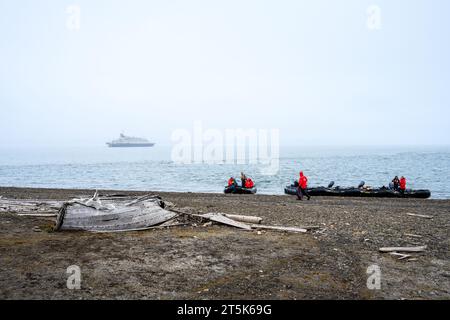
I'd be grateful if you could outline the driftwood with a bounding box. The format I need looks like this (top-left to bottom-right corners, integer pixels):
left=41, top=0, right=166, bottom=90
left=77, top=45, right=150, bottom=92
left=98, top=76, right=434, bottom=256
left=389, top=252, right=412, bottom=260
left=299, top=226, right=320, bottom=230
left=379, top=245, right=427, bottom=253
left=200, top=213, right=252, bottom=230
left=250, top=224, right=307, bottom=233
left=223, top=214, right=262, bottom=224
left=406, top=213, right=433, bottom=219
left=404, top=233, right=422, bottom=238
left=200, top=213, right=308, bottom=233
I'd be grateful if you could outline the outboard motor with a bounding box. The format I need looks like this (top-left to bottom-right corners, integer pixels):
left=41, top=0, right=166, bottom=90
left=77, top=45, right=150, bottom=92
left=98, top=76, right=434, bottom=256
left=327, top=181, right=335, bottom=188
left=358, top=181, right=365, bottom=189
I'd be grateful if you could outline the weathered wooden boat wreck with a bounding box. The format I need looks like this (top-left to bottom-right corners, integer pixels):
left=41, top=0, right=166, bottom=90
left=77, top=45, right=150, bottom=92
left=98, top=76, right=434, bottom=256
left=54, top=193, right=178, bottom=232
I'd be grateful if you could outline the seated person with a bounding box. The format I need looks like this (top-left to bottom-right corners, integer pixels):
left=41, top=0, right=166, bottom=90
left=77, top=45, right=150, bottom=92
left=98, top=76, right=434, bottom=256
left=228, top=177, right=237, bottom=187
left=392, top=176, right=400, bottom=191
left=244, top=177, right=254, bottom=188
left=240, top=172, right=247, bottom=187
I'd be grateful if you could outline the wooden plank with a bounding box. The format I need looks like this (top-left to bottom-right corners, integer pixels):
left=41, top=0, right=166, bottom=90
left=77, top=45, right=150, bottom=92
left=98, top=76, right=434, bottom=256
left=200, top=213, right=252, bottom=230
left=223, top=214, right=263, bottom=224
left=389, top=252, right=412, bottom=260
left=297, top=226, right=320, bottom=230
left=379, top=246, right=427, bottom=253
left=250, top=224, right=307, bottom=233
left=404, top=233, right=422, bottom=238
left=406, top=213, right=433, bottom=219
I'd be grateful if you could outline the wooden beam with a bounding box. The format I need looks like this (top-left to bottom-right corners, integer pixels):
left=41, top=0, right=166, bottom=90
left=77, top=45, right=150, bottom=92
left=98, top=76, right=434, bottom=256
left=250, top=224, right=307, bottom=233
left=406, top=213, right=433, bottom=219
left=404, top=233, right=422, bottom=238
left=379, top=246, right=427, bottom=253
left=223, top=214, right=262, bottom=224
left=389, top=252, right=412, bottom=260
left=201, top=213, right=252, bottom=230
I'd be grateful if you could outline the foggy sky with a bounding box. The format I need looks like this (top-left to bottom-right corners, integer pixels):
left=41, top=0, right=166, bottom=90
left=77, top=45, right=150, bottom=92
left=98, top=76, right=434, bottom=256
left=1, top=0, right=449, bottom=147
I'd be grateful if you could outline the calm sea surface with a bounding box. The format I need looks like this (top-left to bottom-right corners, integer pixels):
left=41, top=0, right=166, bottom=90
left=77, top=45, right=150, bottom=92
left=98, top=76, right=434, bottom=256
left=0, top=146, right=449, bottom=199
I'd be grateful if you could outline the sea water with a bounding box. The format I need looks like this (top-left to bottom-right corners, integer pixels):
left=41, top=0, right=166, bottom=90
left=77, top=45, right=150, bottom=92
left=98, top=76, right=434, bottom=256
left=0, top=145, right=449, bottom=199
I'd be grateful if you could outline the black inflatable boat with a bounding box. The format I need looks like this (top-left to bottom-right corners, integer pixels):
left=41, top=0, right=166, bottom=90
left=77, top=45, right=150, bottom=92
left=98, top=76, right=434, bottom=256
left=284, top=181, right=431, bottom=199
left=224, top=185, right=257, bottom=194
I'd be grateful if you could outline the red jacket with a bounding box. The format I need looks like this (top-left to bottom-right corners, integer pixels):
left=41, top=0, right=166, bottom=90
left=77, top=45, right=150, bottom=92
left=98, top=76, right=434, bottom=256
left=299, top=172, right=308, bottom=189
left=400, top=177, right=406, bottom=190
left=245, top=178, right=254, bottom=188
left=228, top=178, right=235, bottom=186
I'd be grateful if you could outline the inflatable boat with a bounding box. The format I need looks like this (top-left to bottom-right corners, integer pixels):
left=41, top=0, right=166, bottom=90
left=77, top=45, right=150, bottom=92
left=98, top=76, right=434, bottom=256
left=284, top=181, right=431, bottom=199
left=224, top=185, right=257, bottom=194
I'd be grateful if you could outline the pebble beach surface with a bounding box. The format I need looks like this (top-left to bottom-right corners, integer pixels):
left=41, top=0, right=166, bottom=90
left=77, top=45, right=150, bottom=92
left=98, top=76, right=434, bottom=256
left=0, top=187, right=449, bottom=299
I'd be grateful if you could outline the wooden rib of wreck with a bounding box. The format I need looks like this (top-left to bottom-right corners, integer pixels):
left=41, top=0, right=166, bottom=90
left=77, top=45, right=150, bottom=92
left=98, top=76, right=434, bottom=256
left=54, top=195, right=177, bottom=232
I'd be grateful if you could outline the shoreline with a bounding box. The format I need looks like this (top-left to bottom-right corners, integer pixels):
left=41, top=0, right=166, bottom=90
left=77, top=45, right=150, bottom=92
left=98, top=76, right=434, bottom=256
left=0, top=186, right=449, bottom=299
left=0, top=186, right=447, bottom=200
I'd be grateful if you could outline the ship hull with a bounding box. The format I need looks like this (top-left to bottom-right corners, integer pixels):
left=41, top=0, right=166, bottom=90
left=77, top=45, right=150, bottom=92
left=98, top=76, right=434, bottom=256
left=107, top=143, right=155, bottom=148
left=284, top=185, right=431, bottom=199
left=224, top=185, right=257, bottom=194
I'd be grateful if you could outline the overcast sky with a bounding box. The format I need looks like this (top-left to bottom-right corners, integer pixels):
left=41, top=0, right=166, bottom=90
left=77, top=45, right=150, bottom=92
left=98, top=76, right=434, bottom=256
left=0, top=0, right=449, bottom=147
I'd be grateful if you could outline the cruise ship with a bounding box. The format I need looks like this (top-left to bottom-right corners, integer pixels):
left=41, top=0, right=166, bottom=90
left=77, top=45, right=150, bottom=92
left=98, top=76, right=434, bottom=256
left=106, top=133, right=155, bottom=148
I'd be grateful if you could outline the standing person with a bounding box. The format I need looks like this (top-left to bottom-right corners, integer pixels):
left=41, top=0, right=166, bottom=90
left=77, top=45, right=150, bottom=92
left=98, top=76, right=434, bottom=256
left=240, top=172, right=247, bottom=188
left=392, top=176, right=400, bottom=190
left=297, top=171, right=311, bottom=200
left=400, top=176, right=407, bottom=193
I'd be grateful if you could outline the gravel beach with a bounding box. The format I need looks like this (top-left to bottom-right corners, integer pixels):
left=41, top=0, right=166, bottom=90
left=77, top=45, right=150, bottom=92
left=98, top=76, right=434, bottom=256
left=0, top=187, right=449, bottom=299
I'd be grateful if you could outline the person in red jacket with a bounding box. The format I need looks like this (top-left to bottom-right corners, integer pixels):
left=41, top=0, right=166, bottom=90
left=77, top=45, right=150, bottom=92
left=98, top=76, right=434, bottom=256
left=244, top=177, right=254, bottom=188
left=297, top=171, right=311, bottom=200
left=399, top=176, right=406, bottom=193
left=228, top=177, right=237, bottom=187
